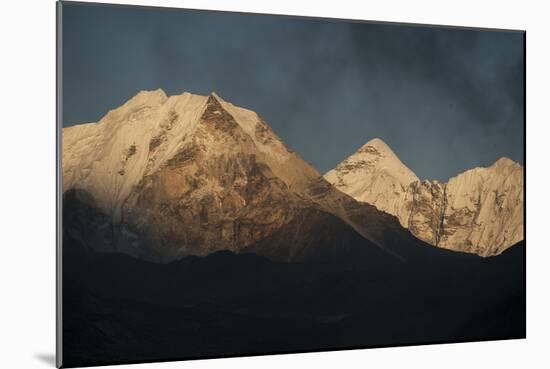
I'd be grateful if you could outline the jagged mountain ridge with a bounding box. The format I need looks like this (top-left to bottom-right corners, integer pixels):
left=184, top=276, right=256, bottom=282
left=325, top=139, right=524, bottom=256
left=63, top=89, right=438, bottom=264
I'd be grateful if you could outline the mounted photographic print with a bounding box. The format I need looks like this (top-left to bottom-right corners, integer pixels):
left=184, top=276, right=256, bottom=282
left=57, top=1, right=526, bottom=367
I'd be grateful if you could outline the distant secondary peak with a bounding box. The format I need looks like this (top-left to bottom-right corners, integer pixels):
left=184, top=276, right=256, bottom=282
left=365, top=137, right=387, bottom=147
left=356, top=138, right=394, bottom=156
left=492, top=157, right=518, bottom=168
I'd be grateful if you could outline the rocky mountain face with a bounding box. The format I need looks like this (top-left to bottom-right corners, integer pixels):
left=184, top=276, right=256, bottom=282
left=325, top=139, right=524, bottom=256
left=64, top=90, right=433, bottom=264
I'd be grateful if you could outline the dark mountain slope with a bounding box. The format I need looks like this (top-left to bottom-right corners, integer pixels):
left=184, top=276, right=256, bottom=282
left=62, top=238, right=525, bottom=367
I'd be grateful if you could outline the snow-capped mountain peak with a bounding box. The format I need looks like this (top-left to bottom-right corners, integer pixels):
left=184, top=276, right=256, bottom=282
left=492, top=156, right=518, bottom=168
left=62, top=89, right=337, bottom=261
left=360, top=137, right=393, bottom=153
left=324, top=138, right=419, bottom=216
left=325, top=141, right=524, bottom=256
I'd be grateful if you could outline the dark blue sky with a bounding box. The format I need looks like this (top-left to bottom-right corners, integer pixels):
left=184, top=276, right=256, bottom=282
left=61, top=2, right=524, bottom=181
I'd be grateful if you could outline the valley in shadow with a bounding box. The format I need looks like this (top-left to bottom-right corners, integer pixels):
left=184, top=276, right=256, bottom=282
left=62, top=235, right=525, bottom=367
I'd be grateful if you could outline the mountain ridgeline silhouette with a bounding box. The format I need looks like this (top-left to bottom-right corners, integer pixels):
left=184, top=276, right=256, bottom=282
left=61, top=90, right=525, bottom=367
